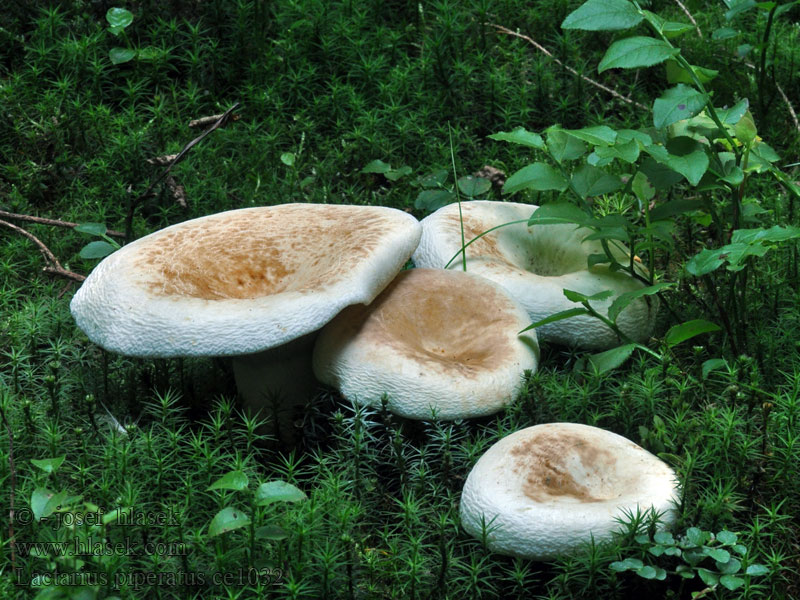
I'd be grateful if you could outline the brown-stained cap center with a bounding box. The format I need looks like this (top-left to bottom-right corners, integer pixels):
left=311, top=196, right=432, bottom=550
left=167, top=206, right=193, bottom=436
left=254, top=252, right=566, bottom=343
left=510, top=430, right=621, bottom=502
left=134, top=205, right=396, bottom=300
left=339, top=269, right=523, bottom=377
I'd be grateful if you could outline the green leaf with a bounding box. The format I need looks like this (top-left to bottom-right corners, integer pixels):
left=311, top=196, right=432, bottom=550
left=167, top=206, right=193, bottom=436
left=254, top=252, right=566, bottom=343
left=109, top=47, right=136, bottom=65
left=706, top=547, right=732, bottom=563
left=636, top=565, right=659, bottom=579
left=734, top=111, right=757, bottom=144
left=281, top=152, right=296, bottom=167
left=649, top=198, right=704, bottom=221
left=654, top=531, right=676, bottom=545
left=31, top=457, right=66, bottom=474
left=676, top=564, right=695, bottom=578
left=716, top=557, right=741, bottom=574
left=528, top=203, right=588, bottom=226
left=136, top=47, right=161, bottom=61
left=588, top=344, right=638, bottom=373
left=716, top=530, right=738, bottom=545
left=504, top=163, right=568, bottom=194
left=417, top=169, right=449, bottom=188
left=640, top=158, right=682, bottom=189
left=546, top=128, right=587, bottom=163
left=102, top=507, right=129, bottom=525
left=665, top=60, right=718, bottom=85
left=717, top=99, right=749, bottom=125
left=488, top=127, right=545, bottom=150
left=80, top=241, right=117, bottom=260
left=361, top=159, right=391, bottom=174
left=610, top=557, right=644, bottom=572
left=415, top=190, right=455, bottom=212
left=564, top=126, right=618, bottom=146
left=562, top=0, right=643, bottom=31
left=653, top=84, right=707, bottom=128
left=593, top=139, right=640, bottom=164
left=208, top=470, right=249, bottom=492
left=74, top=223, right=108, bottom=236
left=31, top=487, right=68, bottom=521
left=697, top=568, right=719, bottom=586
left=385, top=166, right=412, bottom=181
left=106, top=7, right=134, bottom=29
left=720, top=575, right=745, bottom=590
left=645, top=144, right=708, bottom=186
left=255, top=481, right=307, bottom=506
left=713, top=27, right=740, bottom=40
left=665, top=319, right=720, bottom=347
left=608, top=283, right=672, bottom=323
left=745, top=564, right=770, bottom=576
left=564, top=288, right=615, bottom=303
left=519, top=308, right=590, bottom=334
left=702, top=358, right=728, bottom=380
left=598, top=37, right=679, bottom=73
left=207, top=507, right=251, bottom=537
left=457, top=176, right=491, bottom=197
left=725, top=0, right=757, bottom=21
left=570, top=164, right=623, bottom=198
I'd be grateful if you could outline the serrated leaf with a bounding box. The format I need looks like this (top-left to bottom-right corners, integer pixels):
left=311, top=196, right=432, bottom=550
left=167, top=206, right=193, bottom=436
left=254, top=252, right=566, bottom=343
left=208, top=507, right=250, bottom=537
left=255, top=481, right=307, bottom=506
left=608, top=283, right=671, bottom=323
left=31, top=457, right=66, bottom=474
left=519, top=308, right=590, bottom=334
left=457, top=176, right=491, bottom=197
left=653, top=84, right=707, bottom=128
left=665, top=60, right=718, bottom=85
left=564, top=126, right=618, bottom=146
left=488, top=127, right=545, bottom=149
left=109, top=47, right=136, bottom=65
left=504, top=163, right=568, bottom=194
left=415, top=190, right=455, bottom=212
left=645, top=144, right=708, bottom=186
left=665, top=320, right=720, bottom=347
left=546, top=128, right=587, bottom=163
left=562, top=0, right=643, bottom=31
left=80, top=241, right=117, bottom=260
left=598, top=37, right=679, bottom=73
left=717, top=99, right=749, bottom=125
left=588, top=344, right=638, bottom=373
left=74, top=223, right=108, bottom=236
left=106, top=7, right=134, bottom=29
left=208, top=470, right=249, bottom=492
left=571, top=164, right=623, bottom=198
left=528, top=203, right=588, bottom=226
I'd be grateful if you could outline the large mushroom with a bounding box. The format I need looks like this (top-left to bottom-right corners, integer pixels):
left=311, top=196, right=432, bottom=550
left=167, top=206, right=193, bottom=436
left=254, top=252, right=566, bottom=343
left=312, top=268, right=539, bottom=420
left=70, top=204, right=422, bottom=437
left=412, top=201, right=657, bottom=350
left=459, top=423, right=680, bottom=560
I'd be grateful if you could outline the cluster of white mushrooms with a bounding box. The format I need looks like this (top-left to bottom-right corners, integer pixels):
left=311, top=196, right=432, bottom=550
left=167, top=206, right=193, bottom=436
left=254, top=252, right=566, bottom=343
left=70, top=200, right=678, bottom=560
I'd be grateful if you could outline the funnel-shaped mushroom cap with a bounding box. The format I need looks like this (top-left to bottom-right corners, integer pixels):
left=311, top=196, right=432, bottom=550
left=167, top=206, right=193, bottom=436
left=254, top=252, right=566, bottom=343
left=460, top=423, right=680, bottom=560
left=413, top=201, right=657, bottom=350
left=312, top=268, right=539, bottom=419
left=70, top=204, right=422, bottom=357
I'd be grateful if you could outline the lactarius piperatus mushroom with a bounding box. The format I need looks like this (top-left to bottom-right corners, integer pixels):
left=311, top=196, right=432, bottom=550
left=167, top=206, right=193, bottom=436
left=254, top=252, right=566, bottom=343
left=459, top=423, right=680, bottom=560
left=412, top=201, right=657, bottom=350
left=70, top=204, right=422, bottom=436
left=312, top=268, right=539, bottom=419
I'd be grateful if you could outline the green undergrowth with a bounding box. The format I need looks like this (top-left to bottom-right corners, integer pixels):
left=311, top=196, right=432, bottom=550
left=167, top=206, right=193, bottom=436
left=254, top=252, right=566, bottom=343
left=2, top=0, right=800, bottom=598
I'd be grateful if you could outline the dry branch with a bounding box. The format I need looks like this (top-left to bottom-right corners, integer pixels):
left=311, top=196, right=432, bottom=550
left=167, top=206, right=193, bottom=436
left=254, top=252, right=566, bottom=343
left=673, top=0, right=703, bottom=39
left=0, top=209, right=125, bottom=239
left=488, top=24, right=650, bottom=112
left=0, top=219, right=86, bottom=282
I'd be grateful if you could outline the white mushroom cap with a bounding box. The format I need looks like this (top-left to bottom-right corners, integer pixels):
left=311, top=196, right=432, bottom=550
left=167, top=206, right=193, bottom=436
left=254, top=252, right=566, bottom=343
left=460, top=423, right=680, bottom=560
left=312, top=268, right=539, bottom=420
left=70, top=204, right=422, bottom=357
left=412, top=201, right=657, bottom=350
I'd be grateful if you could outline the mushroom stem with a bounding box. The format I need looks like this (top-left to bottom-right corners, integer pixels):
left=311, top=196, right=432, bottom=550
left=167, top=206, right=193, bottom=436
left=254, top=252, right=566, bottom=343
left=231, top=332, right=319, bottom=443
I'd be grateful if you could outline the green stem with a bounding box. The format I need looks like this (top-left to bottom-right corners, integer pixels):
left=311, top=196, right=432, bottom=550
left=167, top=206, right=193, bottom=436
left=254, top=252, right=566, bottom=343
left=442, top=219, right=530, bottom=268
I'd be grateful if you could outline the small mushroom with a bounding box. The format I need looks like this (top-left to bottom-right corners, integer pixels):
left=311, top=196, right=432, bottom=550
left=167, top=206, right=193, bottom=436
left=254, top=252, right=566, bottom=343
left=312, top=268, right=539, bottom=420
left=413, top=201, right=657, bottom=350
left=70, top=204, right=422, bottom=437
left=459, top=423, right=680, bottom=560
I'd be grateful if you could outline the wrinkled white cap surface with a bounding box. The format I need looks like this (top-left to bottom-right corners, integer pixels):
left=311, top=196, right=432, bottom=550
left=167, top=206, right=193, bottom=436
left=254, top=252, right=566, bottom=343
left=71, top=204, right=422, bottom=357
left=312, top=268, right=539, bottom=419
left=413, top=201, right=657, bottom=349
left=460, top=423, right=680, bottom=560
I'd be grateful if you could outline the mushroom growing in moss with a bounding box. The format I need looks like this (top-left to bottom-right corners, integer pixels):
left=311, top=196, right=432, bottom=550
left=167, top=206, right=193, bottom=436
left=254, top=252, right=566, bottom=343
left=70, top=204, right=422, bottom=438
left=413, top=201, right=657, bottom=350
left=459, top=422, right=680, bottom=560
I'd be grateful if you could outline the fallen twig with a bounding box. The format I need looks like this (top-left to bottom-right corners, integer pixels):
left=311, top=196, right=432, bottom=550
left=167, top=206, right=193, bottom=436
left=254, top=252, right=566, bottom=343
left=125, top=102, right=240, bottom=240
left=673, top=0, right=702, bottom=39
left=0, top=209, right=125, bottom=239
left=0, top=219, right=86, bottom=282
left=488, top=24, right=650, bottom=112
